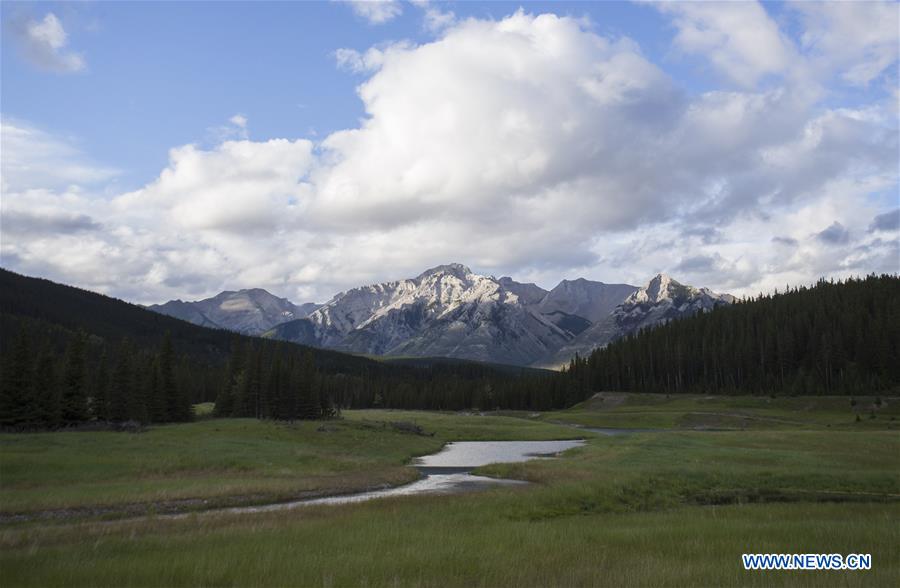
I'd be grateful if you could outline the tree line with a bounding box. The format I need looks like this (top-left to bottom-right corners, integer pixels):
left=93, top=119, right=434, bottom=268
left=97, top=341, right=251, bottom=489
left=215, top=339, right=337, bottom=420
left=0, top=268, right=573, bottom=429
left=0, top=318, right=570, bottom=429
left=563, top=274, right=900, bottom=399
left=4, top=269, right=896, bottom=430
left=215, top=337, right=577, bottom=417
left=1, top=328, right=194, bottom=428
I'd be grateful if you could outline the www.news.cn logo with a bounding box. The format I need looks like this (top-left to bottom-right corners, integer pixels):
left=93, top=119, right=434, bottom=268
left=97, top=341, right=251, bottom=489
left=742, top=553, right=872, bottom=571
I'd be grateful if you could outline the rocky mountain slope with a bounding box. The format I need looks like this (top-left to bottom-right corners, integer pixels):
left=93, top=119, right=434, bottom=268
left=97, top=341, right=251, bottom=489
left=149, top=264, right=732, bottom=367
left=148, top=289, right=319, bottom=335
left=536, top=278, right=638, bottom=336
left=539, top=274, right=735, bottom=367
left=266, top=264, right=576, bottom=365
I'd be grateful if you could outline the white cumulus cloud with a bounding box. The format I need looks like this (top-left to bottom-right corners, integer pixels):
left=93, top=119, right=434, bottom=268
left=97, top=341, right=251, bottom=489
left=334, top=44, right=407, bottom=73
left=793, top=0, right=900, bottom=86
left=2, top=7, right=898, bottom=304
left=654, top=1, right=797, bottom=87
left=338, top=0, right=403, bottom=25
left=114, top=138, right=314, bottom=233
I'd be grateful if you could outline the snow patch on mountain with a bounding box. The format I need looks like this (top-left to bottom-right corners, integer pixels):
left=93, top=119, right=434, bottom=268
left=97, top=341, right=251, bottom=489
left=537, top=274, right=734, bottom=367
left=270, top=263, right=574, bottom=365
left=151, top=264, right=732, bottom=368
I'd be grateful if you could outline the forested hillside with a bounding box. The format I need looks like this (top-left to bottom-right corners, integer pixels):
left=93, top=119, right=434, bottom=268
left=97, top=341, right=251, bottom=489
left=5, top=270, right=893, bottom=430
left=0, top=269, right=568, bottom=428
left=564, top=275, right=900, bottom=398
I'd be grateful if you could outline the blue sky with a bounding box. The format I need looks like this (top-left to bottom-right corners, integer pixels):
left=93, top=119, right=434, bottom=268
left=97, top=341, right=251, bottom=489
left=1, top=1, right=898, bottom=303
left=4, top=1, right=385, bottom=188
left=2, top=0, right=695, bottom=190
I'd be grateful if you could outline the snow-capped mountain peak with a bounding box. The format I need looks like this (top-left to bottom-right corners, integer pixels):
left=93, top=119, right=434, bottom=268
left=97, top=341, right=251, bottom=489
left=306, top=264, right=515, bottom=342
left=537, top=274, right=735, bottom=368
left=416, top=262, right=473, bottom=281
left=630, top=273, right=696, bottom=304
left=150, top=264, right=733, bottom=368
left=269, top=264, right=576, bottom=365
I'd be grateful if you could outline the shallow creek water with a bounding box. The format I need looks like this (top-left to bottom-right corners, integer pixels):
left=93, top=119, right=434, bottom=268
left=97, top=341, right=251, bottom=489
left=222, top=439, right=585, bottom=513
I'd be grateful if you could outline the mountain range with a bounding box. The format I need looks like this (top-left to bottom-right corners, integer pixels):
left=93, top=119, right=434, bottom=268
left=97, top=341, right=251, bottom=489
left=148, top=263, right=734, bottom=367
left=147, top=289, right=320, bottom=335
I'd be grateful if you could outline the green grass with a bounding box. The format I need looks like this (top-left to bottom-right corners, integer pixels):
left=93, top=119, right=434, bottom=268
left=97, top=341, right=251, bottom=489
left=478, top=430, right=900, bottom=514
left=344, top=409, right=582, bottom=440
left=540, top=392, right=900, bottom=430
left=1, top=501, right=896, bottom=587
left=0, top=412, right=579, bottom=515
left=1, top=405, right=898, bottom=586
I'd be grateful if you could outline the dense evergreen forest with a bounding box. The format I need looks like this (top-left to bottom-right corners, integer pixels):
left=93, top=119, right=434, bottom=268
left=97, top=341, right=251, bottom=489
left=0, top=269, right=568, bottom=429
left=3, top=270, right=897, bottom=430
left=564, top=274, right=900, bottom=399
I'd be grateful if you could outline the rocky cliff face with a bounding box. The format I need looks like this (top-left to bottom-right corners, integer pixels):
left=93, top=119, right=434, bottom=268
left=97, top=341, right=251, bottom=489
left=148, top=289, right=319, bottom=335
left=270, top=264, right=573, bottom=365
left=538, top=274, right=734, bottom=367
left=151, top=264, right=733, bottom=367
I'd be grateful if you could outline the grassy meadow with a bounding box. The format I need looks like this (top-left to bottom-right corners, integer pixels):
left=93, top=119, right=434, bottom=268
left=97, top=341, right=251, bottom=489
left=0, top=395, right=898, bottom=586
left=534, top=392, right=900, bottom=430
left=0, top=412, right=579, bottom=517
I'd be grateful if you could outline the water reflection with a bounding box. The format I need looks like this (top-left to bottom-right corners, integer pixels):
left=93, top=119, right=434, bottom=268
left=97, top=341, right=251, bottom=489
left=219, top=439, right=584, bottom=514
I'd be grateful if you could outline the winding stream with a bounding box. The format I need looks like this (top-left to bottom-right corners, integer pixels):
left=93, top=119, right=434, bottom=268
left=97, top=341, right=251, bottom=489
left=224, top=439, right=584, bottom=514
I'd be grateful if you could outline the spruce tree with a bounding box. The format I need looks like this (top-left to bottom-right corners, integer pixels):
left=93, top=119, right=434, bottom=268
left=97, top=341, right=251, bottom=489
left=239, top=347, right=262, bottom=418
left=215, top=338, right=244, bottom=417
left=127, top=351, right=150, bottom=424
left=93, top=350, right=110, bottom=422
left=0, top=328, right=36, bottom=427
left=60, top=332, right=89, bottom=424
left=159, top=332, right=180, bottom=421
left=33, top=344, right=61, bottom=428
left=283, top=356, right=299, bottom=422
left=109, top=341, right=133, bottom=422
left=298, top=351, right=319, bottom=419
left=173, top=355, right=193, bottom=422
left=147, top=355, right=167, bottom=423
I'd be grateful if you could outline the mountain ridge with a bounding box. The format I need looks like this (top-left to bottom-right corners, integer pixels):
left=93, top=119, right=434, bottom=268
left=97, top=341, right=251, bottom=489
left=147, top=289, right=319, bottom=336
left=149, top=264, right=733, bottom=367
left=539, top=273, right=735, bottom=367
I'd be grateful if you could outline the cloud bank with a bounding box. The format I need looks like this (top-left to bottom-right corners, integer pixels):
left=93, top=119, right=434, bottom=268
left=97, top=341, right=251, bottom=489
left=2, top=4, right=898, bottom=304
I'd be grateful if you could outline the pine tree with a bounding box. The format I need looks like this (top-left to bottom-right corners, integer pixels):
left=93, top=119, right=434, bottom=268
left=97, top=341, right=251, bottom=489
left=93, top=350, right=110, bottom=422
left=215, top=338, right=244, bottom=417
left=60, top=332, right=89, bottom=424
left=265, top=350, right=283, bottom=420
left=31, top=344, right=60, bottom=428
left=173, top=354, right=193, bottom=422
left=283, top=356, right=299, bottom=421
left=159, top=332, right=182, bottom=421
left=147, top=355, right=168, bottom=423
left=239, top=347, right=262, bottom=418
left=127, top=351, right=150, bottom=424
left=0, top=327, right=36, bottom=427
left=109, top=341, right=133, bottom=423
left=298, top=351, right=319, bottom=420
